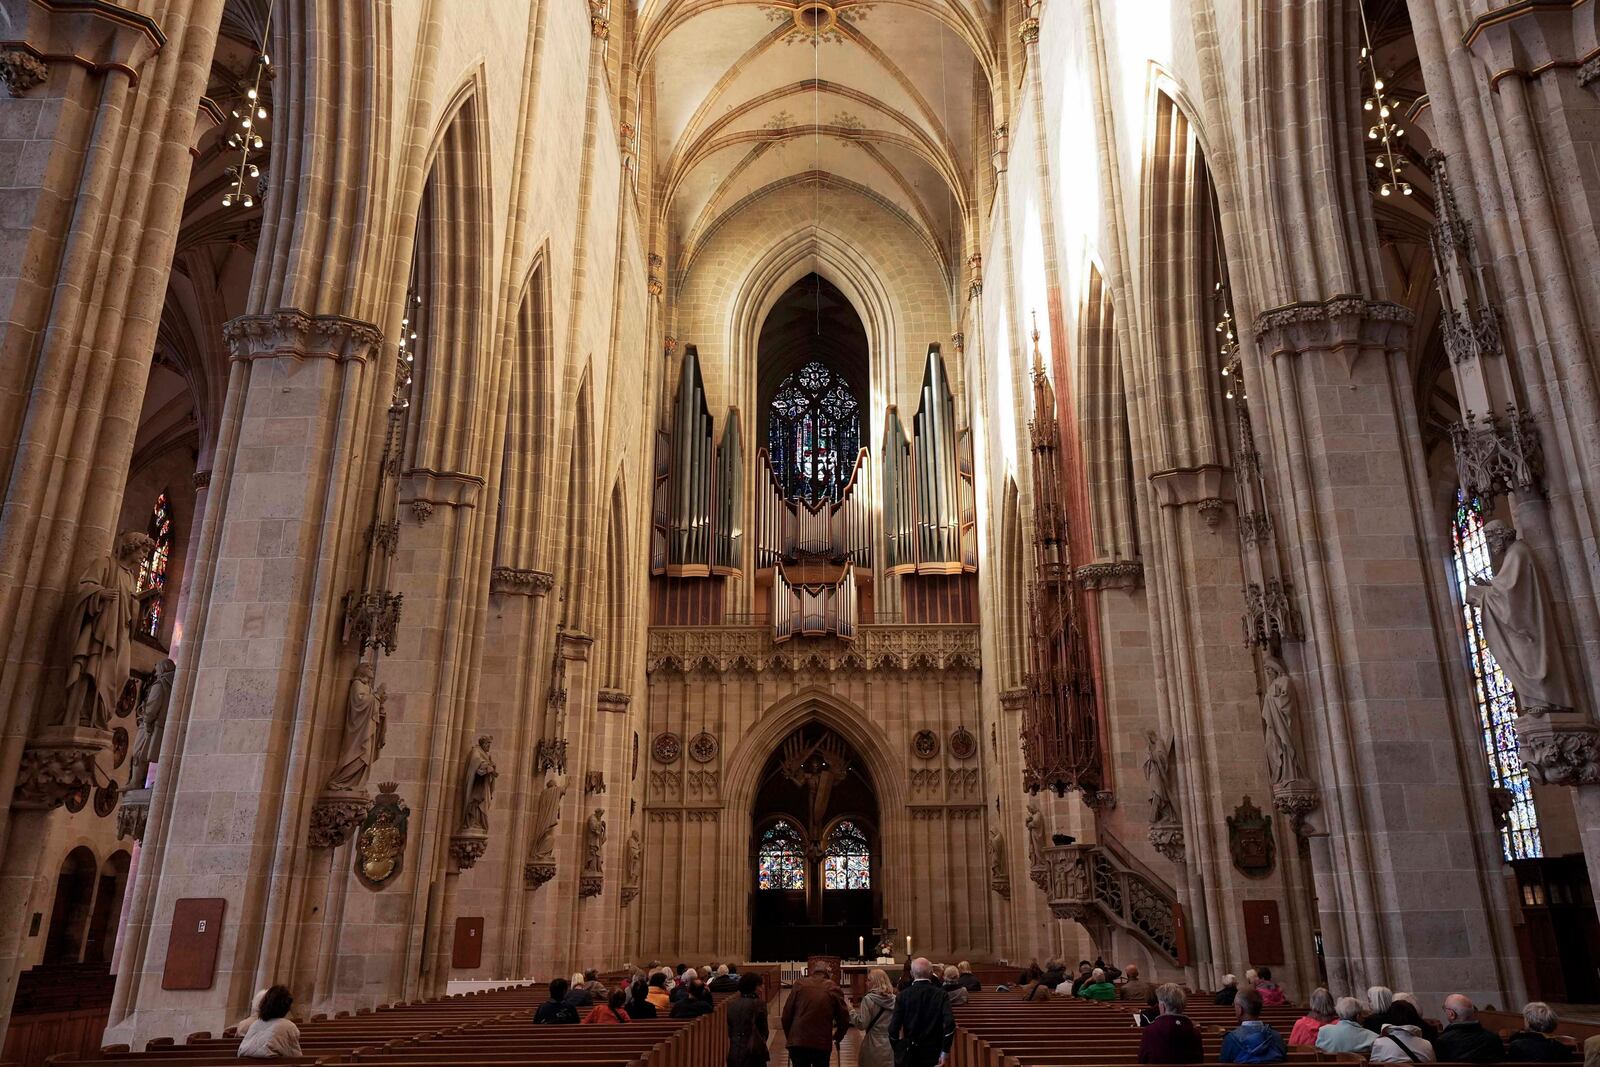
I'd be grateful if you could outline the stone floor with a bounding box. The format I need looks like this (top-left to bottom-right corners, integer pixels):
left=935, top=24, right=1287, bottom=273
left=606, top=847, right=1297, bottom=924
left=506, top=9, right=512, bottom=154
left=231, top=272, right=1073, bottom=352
left=767, top=988, right=865, bottom=1065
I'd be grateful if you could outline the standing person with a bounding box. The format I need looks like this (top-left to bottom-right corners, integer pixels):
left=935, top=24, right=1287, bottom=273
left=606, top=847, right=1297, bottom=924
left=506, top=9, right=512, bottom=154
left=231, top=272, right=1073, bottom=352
left=851, top=968, right=897, bottom=1067
left=888, top=957, right=957, bottom=1067
left=725, top=972, right=770, bottom=1067
left=1139, top=983, right=1204, bottom=1065
left=237, top=985, right=302, bottom=1059
left=583, top=989, right=632, bottom=1025
left=941, top=965, right=970, bottom=1005
left=781, top=960, right=849, bottom=1067
left=1220, top=988, right=1287, bottom=1064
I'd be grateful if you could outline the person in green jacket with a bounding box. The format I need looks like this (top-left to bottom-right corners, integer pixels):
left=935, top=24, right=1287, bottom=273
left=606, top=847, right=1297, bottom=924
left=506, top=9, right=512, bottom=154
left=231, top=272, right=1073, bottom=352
left=1079, top=968, right=1118, bottom=1001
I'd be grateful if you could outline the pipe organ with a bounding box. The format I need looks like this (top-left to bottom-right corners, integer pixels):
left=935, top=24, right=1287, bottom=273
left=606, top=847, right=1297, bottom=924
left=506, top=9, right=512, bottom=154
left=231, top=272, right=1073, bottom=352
left=652, top=345, right=742, bottom=577
left=755, top=448, right=872, bottom=567
left=883, top=345, right=977, bottom=576
left=773, top=562, right=858, bottom=642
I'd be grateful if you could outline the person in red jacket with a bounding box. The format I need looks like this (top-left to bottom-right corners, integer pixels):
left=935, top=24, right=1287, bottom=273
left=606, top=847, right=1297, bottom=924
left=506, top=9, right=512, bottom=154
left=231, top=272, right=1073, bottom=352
left=1139, top=983, right=1205, bottom=1065
left=582, top=988, right=632, bottom=1025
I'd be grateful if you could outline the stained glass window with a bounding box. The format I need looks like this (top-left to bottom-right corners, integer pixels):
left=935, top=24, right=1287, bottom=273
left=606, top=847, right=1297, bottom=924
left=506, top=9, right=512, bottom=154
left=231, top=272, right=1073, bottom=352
left=757, top=819, right=806, bottom=890
left=137, top=492, right=173, bottom=639
left=823, top=819, right=870, bottom=890
left=769, top=361, right=861, bottom=504
left=1450, top=491, right=1541, bottom=861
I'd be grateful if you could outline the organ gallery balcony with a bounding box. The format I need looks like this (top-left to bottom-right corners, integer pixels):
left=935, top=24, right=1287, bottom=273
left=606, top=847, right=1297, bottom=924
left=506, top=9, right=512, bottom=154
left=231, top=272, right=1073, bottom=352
left=645, top=623, right=980, bottom=675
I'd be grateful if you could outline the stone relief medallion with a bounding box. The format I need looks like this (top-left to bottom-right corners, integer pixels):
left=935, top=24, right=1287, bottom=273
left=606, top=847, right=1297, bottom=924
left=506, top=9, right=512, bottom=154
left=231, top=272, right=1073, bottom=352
left=1226, top=795, right=1275, bottom=878
left=949, top=727, right=976, bottom=760
left=354, top=782, right=410, bottom=890
left=111, top=727, right=129, bottom=768
left=912, top=729, right=940, bottom=760
left=63, top=784, right=90, bottom=813
left=93, top=782, right=119, bottom=819
left=652, top=732, right=682, bottom=764
left=114, top=676, right=141, bottom=719
left=688, top=731, right=718, bottom=763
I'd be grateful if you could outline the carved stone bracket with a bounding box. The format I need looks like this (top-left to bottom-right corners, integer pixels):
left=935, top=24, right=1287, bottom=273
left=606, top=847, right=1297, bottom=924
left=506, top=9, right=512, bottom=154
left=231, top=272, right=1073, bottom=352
left=1253, top=295, right=1414, bottom=368
left=1580, top=55, right=1600, bottom=88
left=1075, top=560, right=1143, bottom=591
left=579, top=875, right=604, bottom=898
left=620, top=885, right=640, bottom=907
left=524, top=861, right=556, bottom=890
left=597, top=689, right=631, bottom=713
left=1150, top=466, right=1231, bottom=515
left=999, top=688, right=1027, bottom=713
left=224, top=311, right=383, bottom=364
left=491, top=567, right=555, bottom=596
left=1520, top=724, right=1600, bottom=786
left=344, top=591, right=403, bottom=655
left=1450, top=407, right=1544, bottom=500
left=1271, top=779, right=1320, bottom=829
left=1017, top=15, right=1039, bottom=43
left=309, top=791, right=373, bottom=849
left=990, top=874, right=1011, bottom=900
left=1029, top=863, right=1047, bottom=891
left=1148, top=823, right=1185, bottom=865
left=13, top=727, right=110, bottom=811
left=0, top=49, right=48, bottom=95
left=449, top=830, right=488, bottom=871
left=116, top=786, right=152, bottom=842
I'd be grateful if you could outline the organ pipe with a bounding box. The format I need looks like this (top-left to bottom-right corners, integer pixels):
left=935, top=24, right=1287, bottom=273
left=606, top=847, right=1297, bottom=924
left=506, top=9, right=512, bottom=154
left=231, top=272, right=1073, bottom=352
left=754, top=448, right=871, bottom=566
left=652, top=345, right=742, bottom=577
left=771, top=562, right=858, bottom=643
left=882, top=345, right=977, bottom=577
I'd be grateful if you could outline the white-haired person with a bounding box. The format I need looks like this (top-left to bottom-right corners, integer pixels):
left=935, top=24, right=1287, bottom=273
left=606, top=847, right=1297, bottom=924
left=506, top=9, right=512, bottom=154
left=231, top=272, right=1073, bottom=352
left=941, top=964, right=970, bottom=1006
left=1507, top=1002, right=1577, bottom=1063
left=1288, top=988, right=1336, bottom=1048
left=1370, top=999, right=1437, bottom=1063
left=1214, top=974, right=1239, bottom=1006
left=887, top=958, right=956, bottom=1067
left=1315, top=996, right=1376, bottom=1055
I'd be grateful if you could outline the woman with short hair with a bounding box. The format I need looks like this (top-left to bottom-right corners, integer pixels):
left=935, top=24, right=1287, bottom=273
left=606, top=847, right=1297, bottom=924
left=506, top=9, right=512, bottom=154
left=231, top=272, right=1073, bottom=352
left=1289, top=988, right=1336, bottom=1047
left=1508, top=1002, right=1576, bottom=1063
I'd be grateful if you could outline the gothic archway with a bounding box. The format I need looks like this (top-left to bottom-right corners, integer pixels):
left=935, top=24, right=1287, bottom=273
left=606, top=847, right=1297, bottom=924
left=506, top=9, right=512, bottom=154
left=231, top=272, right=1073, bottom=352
left=749, top=723, right=879, bottom=960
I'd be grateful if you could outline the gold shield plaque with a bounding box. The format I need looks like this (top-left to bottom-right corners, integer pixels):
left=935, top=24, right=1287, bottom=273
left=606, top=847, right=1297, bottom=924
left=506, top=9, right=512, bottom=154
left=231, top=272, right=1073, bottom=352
left=354, top=782, right=409, bottom=889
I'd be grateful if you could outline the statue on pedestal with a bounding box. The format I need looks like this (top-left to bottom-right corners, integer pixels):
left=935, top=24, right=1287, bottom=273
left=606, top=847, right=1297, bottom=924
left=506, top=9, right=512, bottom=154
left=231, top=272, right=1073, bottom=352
left=58, top=531, right=154, bottom=730
left=1467, top=521, right=1575, bottom=714
left=1143, top=730, right=1179, bottom=824
left=530, top=771, right=569, bottom=862
left=127, top=658, right=175, bottom=788
left=1259, top=658, right=1306, bottom=787
left=626, top=829, right=643, bottom=886
left=458, top=736, right=497, bottom=833
left=1025, top=798, right=1047, bottom=870
left=325, top=662, right=387, bottom=792
left=584, top=808, right=607, bottom=877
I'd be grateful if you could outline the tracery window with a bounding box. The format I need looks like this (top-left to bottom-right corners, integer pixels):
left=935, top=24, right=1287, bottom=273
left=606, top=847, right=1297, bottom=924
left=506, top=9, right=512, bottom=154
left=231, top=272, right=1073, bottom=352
left=769, top=361, right=861, bottom=504
left=1450, top=491, right=1541, bottom=861
left=823, top=819, right=870, bottom=890
left=757, top=819, right=806, bottom=890
left=137, top=492, right=173, bottom=639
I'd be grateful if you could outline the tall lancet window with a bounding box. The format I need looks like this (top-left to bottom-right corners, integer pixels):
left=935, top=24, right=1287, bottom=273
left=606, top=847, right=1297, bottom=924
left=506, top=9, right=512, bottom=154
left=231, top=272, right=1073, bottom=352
left=137, top=492, right=173, bottom=638
left=823, top=819, right=870, bottom=889
left=769, top=361, right=861, bottom=504
left=1450, top=491, right=1541, bottom=861
left=757, top=819, right=806, bottom=890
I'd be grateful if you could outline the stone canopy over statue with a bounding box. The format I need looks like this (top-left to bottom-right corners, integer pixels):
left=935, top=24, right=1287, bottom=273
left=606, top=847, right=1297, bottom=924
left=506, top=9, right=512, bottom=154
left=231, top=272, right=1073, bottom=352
left=1466, top=521, right=1575, bottom=714
left=57, top=531, right=155, bottom=731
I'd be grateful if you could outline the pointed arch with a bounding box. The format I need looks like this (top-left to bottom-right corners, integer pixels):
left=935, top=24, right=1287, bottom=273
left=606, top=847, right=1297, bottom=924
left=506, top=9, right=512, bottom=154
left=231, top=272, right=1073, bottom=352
left=1078, top=261, right=1138, bottom=562
left=601, top=474, right=630, bottom=687
left=495, top=252, right=555, bottom=570
left=559, top=370, right=597, bottom=631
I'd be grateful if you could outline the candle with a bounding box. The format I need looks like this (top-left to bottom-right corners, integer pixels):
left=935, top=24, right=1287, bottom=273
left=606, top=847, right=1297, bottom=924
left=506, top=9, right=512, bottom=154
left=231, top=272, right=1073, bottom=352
left=858, top=936, right=865, bottom=958
left=906, top=935, right=912, bottom=956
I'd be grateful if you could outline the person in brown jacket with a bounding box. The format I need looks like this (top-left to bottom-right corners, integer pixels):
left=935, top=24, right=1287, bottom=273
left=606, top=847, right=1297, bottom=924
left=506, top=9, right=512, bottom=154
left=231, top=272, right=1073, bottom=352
left=781, top=961, right=850, bottom=1067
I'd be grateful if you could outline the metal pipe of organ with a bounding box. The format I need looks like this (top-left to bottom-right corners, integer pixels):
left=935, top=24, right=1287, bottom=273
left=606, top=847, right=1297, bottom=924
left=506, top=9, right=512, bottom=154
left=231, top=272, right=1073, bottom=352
left=713, top=411, right=743, bottom=574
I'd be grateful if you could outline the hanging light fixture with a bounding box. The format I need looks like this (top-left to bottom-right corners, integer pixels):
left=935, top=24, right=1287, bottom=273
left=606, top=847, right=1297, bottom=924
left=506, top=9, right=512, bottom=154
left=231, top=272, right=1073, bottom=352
left=222, top=2, right=275, bottom=208
left=1358, top=5, right=1411, bottom=198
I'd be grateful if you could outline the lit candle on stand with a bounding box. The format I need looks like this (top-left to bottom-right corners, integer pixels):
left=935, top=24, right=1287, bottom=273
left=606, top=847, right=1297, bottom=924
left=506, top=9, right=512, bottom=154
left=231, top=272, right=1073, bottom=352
left=906, top=935, right=912, bottom=957
left=858, top=936, right=865, bottom=958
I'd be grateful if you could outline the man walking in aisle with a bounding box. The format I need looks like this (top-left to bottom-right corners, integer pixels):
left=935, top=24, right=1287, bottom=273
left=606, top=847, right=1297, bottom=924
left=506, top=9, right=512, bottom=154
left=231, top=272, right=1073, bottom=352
left=889, top=957, right=957, bottom=1067
left=782, top=960, right=850, bottom=1067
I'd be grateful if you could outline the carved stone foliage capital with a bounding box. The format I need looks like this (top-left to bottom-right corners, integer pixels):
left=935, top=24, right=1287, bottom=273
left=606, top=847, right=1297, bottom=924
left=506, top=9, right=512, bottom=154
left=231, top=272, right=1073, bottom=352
left=1253, top=295, right=1414, bottom=361
left=647, top=624, right=980, bottom=675
left=620, top=885, right=640, bottom=907
left=999, top=688, right=1028, bottom=713
left=0, top=49, right=48, bottom=95
left=597, top=688, right=632, bottom=713
left=309, top=792, right=373, bottom=849
left=116, top=787, right=152, bottom=842
left=1520, top=725, right=1600, bottom=787
left=1271, top=780, right=1320, bottom=826
left=1148, top=823, right=1185, bottom=865
left=579, top=875, right=604, bottom=898
left=450, top=831, right=489, bottom=871
left=223, top=311, right=383, bottom=364
left=1075, top=560, right=1143, bottom=591
left=524, top=861, right=556, bottom=890
left=1450, top=407, right=1544, bottom=500
left=13, top=728, right=110, bottom=811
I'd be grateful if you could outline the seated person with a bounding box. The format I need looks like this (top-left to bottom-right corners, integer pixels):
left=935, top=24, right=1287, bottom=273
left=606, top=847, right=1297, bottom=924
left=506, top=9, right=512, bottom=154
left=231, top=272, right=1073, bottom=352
left=941, top=965, right=969, bottom=1005
left=1077, top=968, right=1118, bottom=1001
left=1252, top=966, right=1287, bottom=1007
left=1214, top=974, right=1239, bottom=1006
left=237, top=985, right=302, bottom=1059
left=1288, top=987, right=1335, bottom=1047
left=1316, top=996, right=1376, bottom=1055
left=533, top=978, right=581, bottom=1024
left=1434, top=994, right=1507, bottom=1064
left=1138, top=984, right=1203, bottom=1065
left=1371, top=1000, right=1437, bottom=1063
left=625, top=978, right=657, bottom=1019
left=1507, top=1002, right=1576, bottom=1063
left=670, top=978, right=715, bottom=1018
left=582, top=989, right=631, bottom=1025
left=1220, top=988, right=1287, bottom=1064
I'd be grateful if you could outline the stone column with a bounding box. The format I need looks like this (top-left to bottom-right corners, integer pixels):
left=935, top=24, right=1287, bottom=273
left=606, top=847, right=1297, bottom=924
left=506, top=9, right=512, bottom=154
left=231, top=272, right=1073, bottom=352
left=0, top=0, right=224, bottom=1037
left=103, top=312, right=383, bottom=1045
left=1251, top=297, right=1523, bottom=1007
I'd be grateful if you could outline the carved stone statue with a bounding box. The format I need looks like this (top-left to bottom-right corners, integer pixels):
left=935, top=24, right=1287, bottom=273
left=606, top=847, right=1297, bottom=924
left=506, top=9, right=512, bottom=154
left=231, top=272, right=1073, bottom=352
left=1143, top=730, right=1178, bottom=824
left=127, top=658, right=174, bottom=788
left=584, top=807, right=607, bottom=877
left=530, top=771, right=569, bottom=862
left=458, top=736, right=498, bottom=833
left=59, top=531, right=154, bottom=730
left=987, top=827, right=1007, bottom=883
left=1466, top=521, right=1575, bottom=713
left=1260, top=658, right=1306, bottom=787
left=625, top=828, right=643, bottom=886
left=781, top=731, right=848, bottom=838
left=325, top=662, right=387, bottom=792
left=1024, top=798, right=1047, bottom=870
